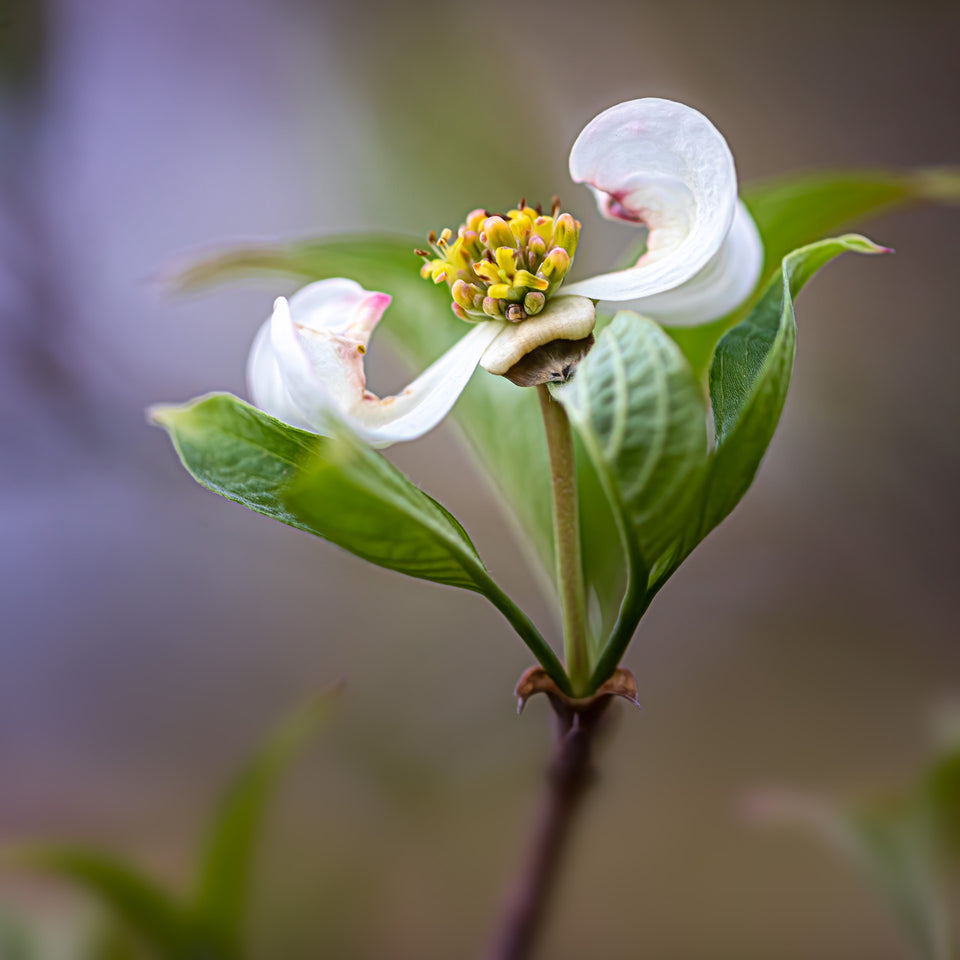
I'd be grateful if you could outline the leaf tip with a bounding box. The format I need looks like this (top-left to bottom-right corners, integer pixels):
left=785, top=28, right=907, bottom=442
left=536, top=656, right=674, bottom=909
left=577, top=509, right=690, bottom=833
left=837, top=233, right=894, bottom=257
left=146, top=403, right=177, bottom=428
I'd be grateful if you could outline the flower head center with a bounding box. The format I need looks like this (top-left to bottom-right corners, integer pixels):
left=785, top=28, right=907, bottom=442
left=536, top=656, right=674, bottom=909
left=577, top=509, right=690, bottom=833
left=417, top=198, right=580, bottom=324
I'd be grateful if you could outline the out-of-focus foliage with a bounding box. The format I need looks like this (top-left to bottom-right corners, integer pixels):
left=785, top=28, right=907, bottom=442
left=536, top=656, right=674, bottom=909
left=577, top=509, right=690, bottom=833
left=2, top=690, right=339, bottom=960
left=753, top=723, right=960, bottom=960
left=0, top=0, right=45, bottom=92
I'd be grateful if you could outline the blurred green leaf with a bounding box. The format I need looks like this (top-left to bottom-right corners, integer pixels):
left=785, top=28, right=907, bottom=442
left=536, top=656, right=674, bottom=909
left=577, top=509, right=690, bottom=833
left=177, top=237, right=625, bottom=652
left=152, top=394, right=568, bottom=690
left=698, top=234, right=888, bottom=540
left=555, top=313, right=708, bottom=687
left=3, top=848, right=190, bottom=958
left=87, top=922, right=149, bottom=960
left=190, top=689, right=339, bottom=956
left=762, top=795, right=952, bottom=960
left=665, top=166, right=960, bottom=377
left=753, top=713, right=960, bottom=960
left=925, top=743, right=960, bottom=865
left=4, top=690, right=343, bottom=959
left=745, top=167, right=959, bottom=278
left=0, top=911, right=36, bottom=960
left=836, top=804, right=951, bottom=960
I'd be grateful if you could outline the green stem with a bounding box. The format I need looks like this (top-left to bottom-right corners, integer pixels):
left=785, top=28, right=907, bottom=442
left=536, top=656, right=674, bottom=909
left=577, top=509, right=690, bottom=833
left=482, top=579, right=573, bottom=698
left=537, top=384, right=590, bottom=697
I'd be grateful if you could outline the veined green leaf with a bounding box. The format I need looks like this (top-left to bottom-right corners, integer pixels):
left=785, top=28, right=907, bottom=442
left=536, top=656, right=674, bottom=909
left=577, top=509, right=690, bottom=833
left=555, top=313, right=709, bottom=688
left=191, top=689, right=339, bottom=956
left=665, top=166, right=959, bottom=377
left=176, top=236, right=626, bottom=651
left=699, top=235, right=888, bottom=540
left=152, top=394, right=568, bottom=690
left=2, top=848, right=190, bottom=958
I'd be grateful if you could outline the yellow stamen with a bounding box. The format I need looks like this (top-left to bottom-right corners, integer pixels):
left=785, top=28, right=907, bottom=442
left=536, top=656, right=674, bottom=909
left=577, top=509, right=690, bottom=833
left=419, top=197, right=581, bottom=324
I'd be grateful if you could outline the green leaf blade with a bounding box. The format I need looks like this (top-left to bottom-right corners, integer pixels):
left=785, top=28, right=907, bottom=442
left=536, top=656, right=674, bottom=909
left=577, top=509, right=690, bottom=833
left=191, top=690, right=339, bottom=956
left=743, top=166, right=958, bottom=279
left=284, top=431, right=493, bottom=593
left=701, top=234, right=888, bottom=539
left=562, top=313, right=709, bottom=569
left=153, top=394, right=568, bottom=688
left=555, top=312, right=709, bottom=687
left=3, top=848, right=190, bottom=957
left=152, top=393, right=484, bottom=591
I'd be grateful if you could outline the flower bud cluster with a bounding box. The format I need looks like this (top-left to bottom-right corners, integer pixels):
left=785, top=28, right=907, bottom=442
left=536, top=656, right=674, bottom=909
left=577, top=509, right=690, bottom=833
left=417, top=199, right=580, bottom=323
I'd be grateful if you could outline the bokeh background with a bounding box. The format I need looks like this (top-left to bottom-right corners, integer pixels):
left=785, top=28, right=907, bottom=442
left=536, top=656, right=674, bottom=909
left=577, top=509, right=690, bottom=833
left=2, top=0, right=959, bottom=956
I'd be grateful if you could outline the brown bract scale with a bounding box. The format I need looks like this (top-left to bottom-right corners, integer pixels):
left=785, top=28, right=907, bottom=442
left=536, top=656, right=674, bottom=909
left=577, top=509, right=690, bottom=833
left=417, top=198, right=580, bottom=323
left=515, top=666, right=640, bottom=718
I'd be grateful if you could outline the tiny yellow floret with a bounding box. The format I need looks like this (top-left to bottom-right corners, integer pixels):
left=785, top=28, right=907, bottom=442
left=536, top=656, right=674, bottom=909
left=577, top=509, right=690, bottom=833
left=416, top=198, right=581, bottom=323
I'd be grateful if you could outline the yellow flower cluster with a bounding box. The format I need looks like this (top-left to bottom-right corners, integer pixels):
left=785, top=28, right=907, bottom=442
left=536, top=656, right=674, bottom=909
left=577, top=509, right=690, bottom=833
left=417, top=199, right=580, bottom=323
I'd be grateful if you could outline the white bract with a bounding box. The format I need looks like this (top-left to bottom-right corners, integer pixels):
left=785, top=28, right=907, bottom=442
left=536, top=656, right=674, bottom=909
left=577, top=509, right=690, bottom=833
left=247, top=278, right=502, bottom=446
left=562, top=97, right=763, bottom=325
left=248, top=98, right=763, bottom=445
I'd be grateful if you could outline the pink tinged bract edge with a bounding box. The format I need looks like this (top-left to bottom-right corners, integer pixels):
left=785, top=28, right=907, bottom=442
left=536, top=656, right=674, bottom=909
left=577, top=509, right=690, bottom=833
left=247, top=278, right=504, bottom=447
left=563, top=97, right=763, bottom=325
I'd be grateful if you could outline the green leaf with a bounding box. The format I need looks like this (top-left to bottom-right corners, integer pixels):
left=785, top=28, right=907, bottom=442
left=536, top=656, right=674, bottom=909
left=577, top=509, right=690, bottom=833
left=819, top=802, right=952, bottom=960
left=924, top=742, right=960, bottom=865
left=2, top=848, right=190, bottom=958
left=555, top=312, right=709, bottom=688
left=699, top=234, right=888, bottom=540
left=665, top=166, right=960, bottom=377
left=753, top=789, right=951, bottom=960
left=86, top=923, right=150, bottom=960
left=152, top=394, right=568, bottom=690
left=0, top=912, right=36, bottom=960
left=190, top=689, right=339, bottom=956
left=745, top=166, right=959, bottom=279
left=176, top=236, right=626, bottom=648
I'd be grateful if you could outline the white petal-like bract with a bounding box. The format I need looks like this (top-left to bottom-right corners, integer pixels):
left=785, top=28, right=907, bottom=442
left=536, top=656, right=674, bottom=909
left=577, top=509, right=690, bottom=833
left=563, top=98, right=762, bottom=324
left=603, top=201, right=763, bottom=325
left=247, top=278, right=503, bottom=446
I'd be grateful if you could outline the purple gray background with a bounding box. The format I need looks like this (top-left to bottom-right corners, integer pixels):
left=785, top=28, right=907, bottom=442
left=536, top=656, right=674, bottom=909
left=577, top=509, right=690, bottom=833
left=2, top=0, right=959, bottom=956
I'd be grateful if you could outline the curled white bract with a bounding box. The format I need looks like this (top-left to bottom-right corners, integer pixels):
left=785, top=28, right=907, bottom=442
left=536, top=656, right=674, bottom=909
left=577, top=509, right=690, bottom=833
left=562, top=98, right=763, bottom=325
left=247, top=278, right=504, bottom=446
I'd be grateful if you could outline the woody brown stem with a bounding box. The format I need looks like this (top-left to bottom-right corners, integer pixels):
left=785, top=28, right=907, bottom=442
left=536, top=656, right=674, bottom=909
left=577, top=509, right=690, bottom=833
left=480, top=696, right=610, bottom=960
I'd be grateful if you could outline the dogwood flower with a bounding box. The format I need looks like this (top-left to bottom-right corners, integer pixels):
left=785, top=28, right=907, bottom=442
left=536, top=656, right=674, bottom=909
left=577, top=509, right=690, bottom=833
left=248, top=98, right=762, bottom=446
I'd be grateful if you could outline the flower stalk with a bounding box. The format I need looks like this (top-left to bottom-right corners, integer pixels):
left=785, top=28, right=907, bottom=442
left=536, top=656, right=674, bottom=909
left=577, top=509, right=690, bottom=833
left=537, top=384, right=590, bottom=696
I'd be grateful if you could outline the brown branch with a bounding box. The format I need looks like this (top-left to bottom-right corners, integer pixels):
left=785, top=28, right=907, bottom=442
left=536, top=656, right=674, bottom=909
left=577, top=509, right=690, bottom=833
left=480, top=694, right=613, bottom=960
